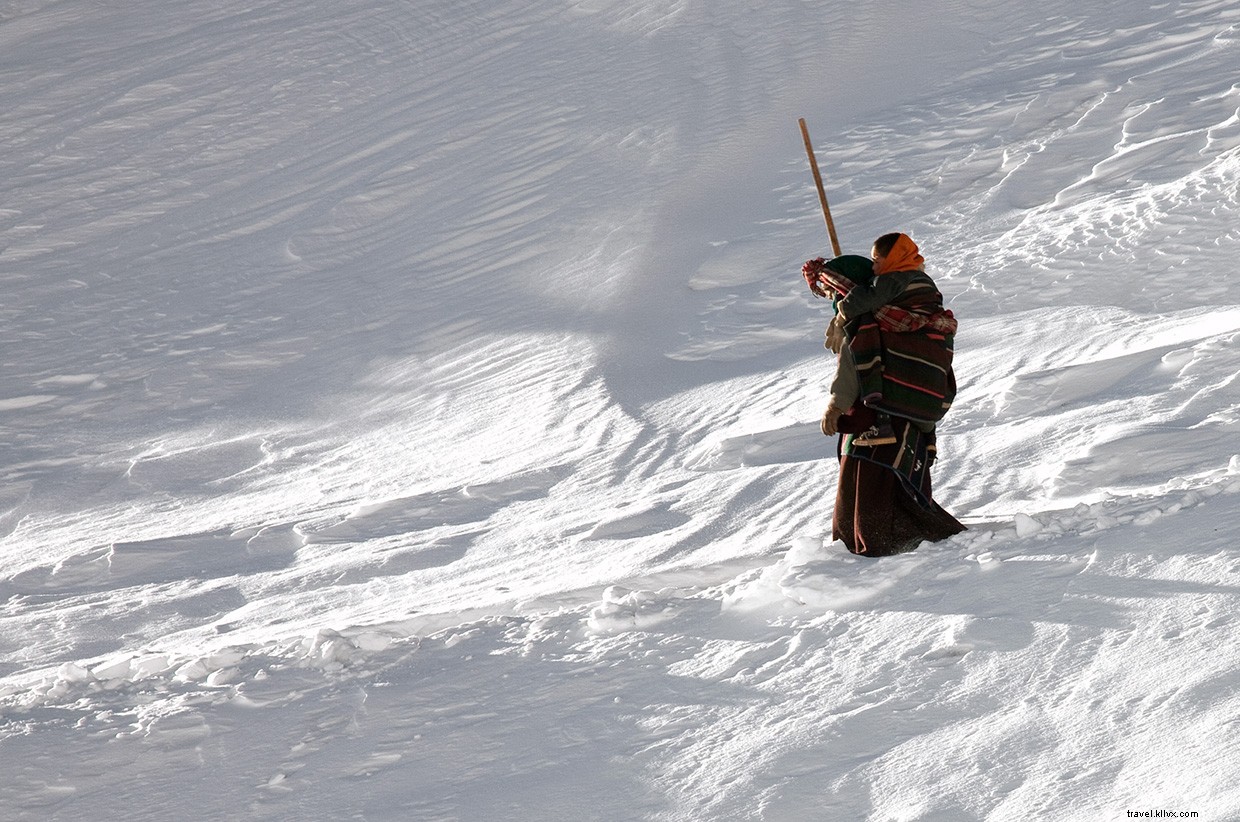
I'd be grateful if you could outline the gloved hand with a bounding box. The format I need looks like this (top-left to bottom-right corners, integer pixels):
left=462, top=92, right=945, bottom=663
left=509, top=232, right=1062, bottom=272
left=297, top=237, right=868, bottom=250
left=821, top=403, right=845, bottom=437
left=824, top=314, right=845, bottom=354
left=801, top=257, right=828, bottom=298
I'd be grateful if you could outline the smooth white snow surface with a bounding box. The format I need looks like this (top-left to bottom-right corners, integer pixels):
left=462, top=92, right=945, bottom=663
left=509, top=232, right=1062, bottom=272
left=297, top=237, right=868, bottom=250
left=2, top=0, right=1240, bottom=819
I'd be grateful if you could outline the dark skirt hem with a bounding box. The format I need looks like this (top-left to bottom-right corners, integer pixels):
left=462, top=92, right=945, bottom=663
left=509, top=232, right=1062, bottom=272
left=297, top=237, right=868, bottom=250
left=832, top=453, right=965, bottom=557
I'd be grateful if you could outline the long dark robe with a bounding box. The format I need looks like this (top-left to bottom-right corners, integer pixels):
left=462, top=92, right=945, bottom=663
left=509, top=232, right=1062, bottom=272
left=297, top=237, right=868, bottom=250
left=833, top=415, right=965, bottom=557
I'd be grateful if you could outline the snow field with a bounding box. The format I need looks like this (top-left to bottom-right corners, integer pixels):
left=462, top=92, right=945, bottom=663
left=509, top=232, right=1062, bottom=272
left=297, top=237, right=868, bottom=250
left=2, top=0, right=1240, bottom=818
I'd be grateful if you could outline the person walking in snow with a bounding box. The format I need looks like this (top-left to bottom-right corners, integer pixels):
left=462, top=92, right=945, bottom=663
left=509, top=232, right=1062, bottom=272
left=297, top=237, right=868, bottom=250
left=802, top=233, right=965, bottom=556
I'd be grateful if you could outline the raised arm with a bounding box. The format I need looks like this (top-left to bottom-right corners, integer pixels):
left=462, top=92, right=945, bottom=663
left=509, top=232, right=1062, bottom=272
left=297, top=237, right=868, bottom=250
left=836, top=274, right=906, bottom=320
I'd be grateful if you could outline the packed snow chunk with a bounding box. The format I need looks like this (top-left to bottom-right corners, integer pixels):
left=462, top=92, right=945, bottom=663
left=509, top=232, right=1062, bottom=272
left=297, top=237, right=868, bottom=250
left=130, top=654, right=174, bottom=680
left=317, top=639, right=355, bottom=667
left=354, top=631, right=395, bottom=652
left=306, top=629, right=357, bottom=667
left=205, top=650, right=246, bottom=670
left=56, top=662, right=93, bottom=683
left=1229, top=454, right=1240, bottom=473
left=1013, top=513, right=1044, bottom=538
left=174, top=659, right=212, bottom=682
left=205, top=667, right=241, bottom=687
left=586, top=586, right=678, bottom=634
left=441, top=631, right=474, bottom=650
left=601, top=584, right=636, bottom=604
left=90, top=656, right=134, bottom=682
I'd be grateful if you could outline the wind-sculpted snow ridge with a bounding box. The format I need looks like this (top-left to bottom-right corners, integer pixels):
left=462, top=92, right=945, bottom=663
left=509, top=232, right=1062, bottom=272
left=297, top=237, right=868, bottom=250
left=4, top=0, right=1240, bottom=817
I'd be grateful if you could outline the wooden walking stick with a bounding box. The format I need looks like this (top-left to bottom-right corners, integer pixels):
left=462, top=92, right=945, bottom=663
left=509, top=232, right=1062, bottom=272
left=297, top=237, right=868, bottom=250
left=798, top=117, right=842, bottom=257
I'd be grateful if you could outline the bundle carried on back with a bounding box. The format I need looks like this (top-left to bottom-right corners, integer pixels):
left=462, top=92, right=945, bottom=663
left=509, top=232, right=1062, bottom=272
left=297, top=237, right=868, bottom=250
left=803, top=247, right=958, bottom=425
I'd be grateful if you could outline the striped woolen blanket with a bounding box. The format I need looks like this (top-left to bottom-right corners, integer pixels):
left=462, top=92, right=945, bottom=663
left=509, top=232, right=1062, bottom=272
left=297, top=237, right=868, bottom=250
left=816, top=267, right=958, bottom=424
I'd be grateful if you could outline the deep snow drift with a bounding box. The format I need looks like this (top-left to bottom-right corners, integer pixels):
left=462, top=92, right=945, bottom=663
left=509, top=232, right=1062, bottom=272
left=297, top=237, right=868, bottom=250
left=2, top=0, right=1239, bottom=819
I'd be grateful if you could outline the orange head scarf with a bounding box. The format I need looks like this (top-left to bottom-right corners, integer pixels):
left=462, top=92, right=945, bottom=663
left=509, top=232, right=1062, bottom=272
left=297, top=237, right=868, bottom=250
left=875, top=233, right=925, bottom=275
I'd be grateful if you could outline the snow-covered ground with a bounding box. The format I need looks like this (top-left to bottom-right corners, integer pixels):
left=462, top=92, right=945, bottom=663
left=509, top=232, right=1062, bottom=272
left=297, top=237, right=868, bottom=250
left=2, top=0, right=1239, bottom=818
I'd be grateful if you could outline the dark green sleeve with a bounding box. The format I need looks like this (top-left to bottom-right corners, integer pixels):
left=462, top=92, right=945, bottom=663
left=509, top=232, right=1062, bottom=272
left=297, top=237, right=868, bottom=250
left=838, top=272, right=908, bottom=317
